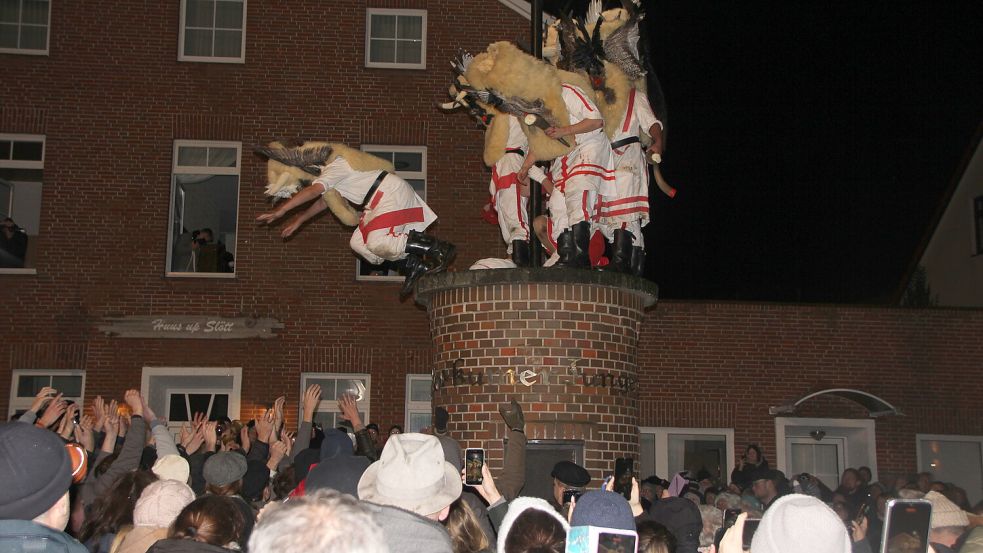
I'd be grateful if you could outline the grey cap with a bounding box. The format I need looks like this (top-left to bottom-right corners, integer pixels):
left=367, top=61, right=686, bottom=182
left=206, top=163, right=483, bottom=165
left=203, top=451, right=248, bottom=486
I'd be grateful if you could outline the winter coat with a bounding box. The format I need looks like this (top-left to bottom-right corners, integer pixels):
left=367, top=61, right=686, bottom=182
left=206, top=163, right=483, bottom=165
left=0, top=519, right=89, bottom=553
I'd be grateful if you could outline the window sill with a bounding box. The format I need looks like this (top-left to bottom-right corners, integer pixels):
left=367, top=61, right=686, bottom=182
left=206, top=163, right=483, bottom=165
left=0, top=48, right=48, bottom=56
left=166, top=272, right=236, bottom=279
left=355, top=274, right=401, bottom=283
left=0, top=268, right=37, bottom=275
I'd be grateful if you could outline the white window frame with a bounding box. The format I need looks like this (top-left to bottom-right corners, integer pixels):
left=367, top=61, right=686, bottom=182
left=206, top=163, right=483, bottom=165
left=178, top=0, right=247, bottom=64
left=774, top=417, right=878, bottom=481
left=364, top=8, right=426, bottom=70
left=0, top=133, right=44, bottom=275
left=299, top=372, right=371, bottom=431
left=355, top=145, right=427, bottom=282
left=164, top=388, right=232, bottom=422
left=640, top=426, right=735, bottom=483
left=141, top=367, right=242, bottom=433
left=405, top=373, right=431, bottom=432
left=0, top=0, right=51, bottom=55
left=166, top=140, right=241, bottom=278
left=916, top=433, right=983, bottom=504
left=8, top=369, right=85, bottom=418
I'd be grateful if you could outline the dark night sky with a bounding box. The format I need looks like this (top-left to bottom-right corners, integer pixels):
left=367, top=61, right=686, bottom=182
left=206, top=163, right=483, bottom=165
left=545, top=1, right=983, bottom=303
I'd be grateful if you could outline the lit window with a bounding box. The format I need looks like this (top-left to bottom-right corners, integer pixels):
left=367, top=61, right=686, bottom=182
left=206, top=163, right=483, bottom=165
left=405, top=374, right=432, bottom=432
left=8, top=369, right=84, bottom=418
left=365, top=8, right=426, bottom=69
left=167, top=140, right=240, bottom=276
left=0, top=0, right=50, bottom=55
left=356, top=145, right=427, bottom=281
left=141, top=367, right=242, bottom=434
left=179, top=0, right=246, bottom=63
left=0, top=134, right=43, bottom=273
left=300, top=373, right=371, bottom=431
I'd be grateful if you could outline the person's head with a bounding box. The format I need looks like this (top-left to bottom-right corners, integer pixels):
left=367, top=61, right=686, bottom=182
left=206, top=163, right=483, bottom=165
left=357, top=432, right=462, bottom=521
left=444, top=497, right=492, bottom=553
left=80, top=469, right=158, bottom=542
left=152, top=453, right=191, bottom=484
left=839, top=468, right=861, bottom=493
left=0, top=423, right=77, bottom=531
left=926, top=490, right=969, bottom=547
left=750, top=469, right=779, bottom=504
left=744, top=444, right=763, bottom=464
left=715, top=491, right=741, bottom=512
left=570, top=491, right=636, bottom=531
left=751, top=494, right=851, bottom=553
left=637, top=520, right=676, bottom=553
left=697, top=504, right=722, bottom=548
left=1, top=217, right=16, bottom=235
left=498, top=497, right=569, bottom=553
left=917, top=471, right=933, bottom=493
left=640, top=477, right=661, bottom=502
left=366, top=423, right=380, bottom=443
left=388, top=425, right=403, bottom=436
left=703, top=487, right=720, bottom=507
left=857, top=466, right=872, bottom=484
left=203, top=451, right=248, bottom=495
left=169, top=495, right=246, bottom=549
left=248, top=489, right=387, bottom=553
left=133, top=479, right=196, bottom=529
left=199, top=228, right=214, bottom=242
left=550, top=460, right=591, bottom=506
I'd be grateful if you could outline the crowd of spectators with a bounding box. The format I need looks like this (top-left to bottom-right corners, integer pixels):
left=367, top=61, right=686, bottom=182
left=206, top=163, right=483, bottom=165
left=2, top=386, right=981, bottom=553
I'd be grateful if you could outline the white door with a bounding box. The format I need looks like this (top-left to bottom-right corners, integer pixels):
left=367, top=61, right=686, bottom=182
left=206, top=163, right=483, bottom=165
left=786, top=437, right=845, bottom=490
left=917, top=435, right=983, bottom=506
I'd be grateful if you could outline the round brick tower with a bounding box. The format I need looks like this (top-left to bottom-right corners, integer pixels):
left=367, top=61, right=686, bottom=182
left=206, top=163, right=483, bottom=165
left=416, top=268, right=658, bottom=490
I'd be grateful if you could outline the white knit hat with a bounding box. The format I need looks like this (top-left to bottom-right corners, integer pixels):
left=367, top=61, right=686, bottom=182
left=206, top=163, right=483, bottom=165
left=750, top=494, right=851, bottom=553
left=925, top=491, right=969, bottom=528
left=134, top=479, right=196, bottom=528
left=152, top=454, right=190, bottom=483
left=496, top=496, right=570, bottom=553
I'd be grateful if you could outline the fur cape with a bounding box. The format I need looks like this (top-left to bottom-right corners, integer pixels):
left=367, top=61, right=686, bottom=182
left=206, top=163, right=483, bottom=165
left=466, top=41, right=580, bottom=162
left=263, top=142, right=394, bottom=227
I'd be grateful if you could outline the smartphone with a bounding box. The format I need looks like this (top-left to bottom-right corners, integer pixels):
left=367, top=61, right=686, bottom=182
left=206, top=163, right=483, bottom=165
left=855, top=502, right=870, bottom=522
left=563, top=488, right=584, bottom=504
left=880, top=499, right=931, bottom=553
left=465, top=448, right=484, bottom=485
left=614, top=457, right=634, bottom=500
left=742, top=519, right=761, bottom=550
left=714, top=509, right=743, bottom=549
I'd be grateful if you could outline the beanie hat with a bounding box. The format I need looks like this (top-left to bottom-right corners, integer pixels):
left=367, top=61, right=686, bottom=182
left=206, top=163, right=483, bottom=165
left=551, top=460, right=591, bottom=487
left=203, top=451, right=248, bottom=486
left=306, top=453, right=370, bottom=498
left=750, top=493, right=851, bottom=553
left=649, top=497, right=703, bottom=551
left=320, top=428, right=355, bottom=460
left=152, top=454, right=190, bottom=483
left=925, top=491, right=969, bottom=528
left=134, top=479, right=196, bottom=528
left=0, top=422, right=72, bottom=520
left=570, top=490, right=636, bottom=531
left=496, top=496, right=571, bottom=553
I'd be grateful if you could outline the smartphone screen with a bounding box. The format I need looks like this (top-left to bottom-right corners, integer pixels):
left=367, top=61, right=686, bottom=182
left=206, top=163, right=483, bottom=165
left=881, top=499, right=931, bottom=553
left=563, top=488, right=583, bottom=504
left=614, top=457, right=634, bottom=500
left=598, top=531, right=638, bottom=553
left=742, top=519, right=761, bottom=550
left=465, top=448, right=484, bottom=485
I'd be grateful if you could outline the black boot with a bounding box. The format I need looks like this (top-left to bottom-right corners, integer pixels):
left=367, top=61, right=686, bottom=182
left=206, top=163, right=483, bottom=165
left=399, top=254, right=430, bottom=297
left=630, top=246, right=646, bottom=277
left=603, top=229, right=634, bottom=273
left=556, top=221, right=591, bottom=269
left=511, top=239, right=530, bottom=267
left=405, top=230, right=456, bottom=273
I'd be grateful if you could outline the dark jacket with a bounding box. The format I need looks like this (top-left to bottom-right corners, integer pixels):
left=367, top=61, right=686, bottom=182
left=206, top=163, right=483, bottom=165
left=362, top=502, right=454, bottom=553
left=0, top=519, right=89, bottom=553
left=147, top=539, right=234, bottom=553
left=730, top=458, right=770, bottom=489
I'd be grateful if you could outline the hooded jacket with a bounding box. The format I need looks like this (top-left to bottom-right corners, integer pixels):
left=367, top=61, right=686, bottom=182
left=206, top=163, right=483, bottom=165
left=304, top=429, right=371, bottom=497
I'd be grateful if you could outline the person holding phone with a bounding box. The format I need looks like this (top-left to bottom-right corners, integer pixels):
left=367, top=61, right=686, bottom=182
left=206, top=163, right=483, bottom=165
left=730, top=444, right=769, bottom=491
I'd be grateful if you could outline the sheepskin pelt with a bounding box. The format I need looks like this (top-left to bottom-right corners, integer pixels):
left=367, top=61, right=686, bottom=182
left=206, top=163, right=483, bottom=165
left=325, top=143, right=394, bottom=173
left=595, top=62, right=631, bottom=140
left=466, top=41, right=572, bottom=161
left=483, top=112, right=511, bottom=167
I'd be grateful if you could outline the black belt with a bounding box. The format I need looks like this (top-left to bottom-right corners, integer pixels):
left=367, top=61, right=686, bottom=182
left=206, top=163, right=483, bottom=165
left=506, top=148, right=525, bottom=156
left=360, top=170, right=388, bottom=209
left=610, top=136, right=640, bottom=150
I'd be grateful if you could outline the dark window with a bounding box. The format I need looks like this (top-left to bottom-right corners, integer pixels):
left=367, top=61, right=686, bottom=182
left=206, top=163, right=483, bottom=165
left=975, top=196, right=983, bottom=255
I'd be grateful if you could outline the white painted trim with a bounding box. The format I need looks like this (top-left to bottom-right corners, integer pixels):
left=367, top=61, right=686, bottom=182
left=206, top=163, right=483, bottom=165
left=140, top=366, right=242, bottom=420
left=299, top=372, right=372, bottom=431
left=0, top=133, right=45, bottom=169
left=178, top=0, right=247, bottom=63
left=8, top=369, right=86, bottom=418
left=639, top=426, right=735, bottom=482
left=0, top=268, right=37, bottom=275
left=404, top=373, right=431, bottom=431
left=915, top=433, right=983, bottom=469
left=774, top=417, right=877, bottom=481
left=364, top=8, right=427, bottom=70
left=0, top=0, right=51, bottom=55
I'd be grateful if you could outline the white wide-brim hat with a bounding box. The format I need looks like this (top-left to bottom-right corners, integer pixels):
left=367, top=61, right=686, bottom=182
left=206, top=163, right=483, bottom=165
left=358, top=433, right=462, bottom=517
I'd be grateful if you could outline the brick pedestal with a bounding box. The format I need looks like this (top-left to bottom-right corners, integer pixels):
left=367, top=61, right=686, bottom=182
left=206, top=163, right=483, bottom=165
left=416, top=268, right=658, bottom=481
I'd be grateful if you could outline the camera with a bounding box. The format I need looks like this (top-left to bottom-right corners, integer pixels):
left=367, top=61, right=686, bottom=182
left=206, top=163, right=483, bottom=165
left=562, top=488, right=583, bottom=504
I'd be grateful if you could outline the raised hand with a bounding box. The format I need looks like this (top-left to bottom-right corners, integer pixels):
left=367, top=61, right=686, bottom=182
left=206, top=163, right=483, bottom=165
left=124, top=389, right=144, bottom=417
left=255, top=208, right=286, bottom=225
left=101, top=412, right=121, bottom=453
left=272, top=396, right=286, bottom=436
left=92, top=396, right=106, bottom=432
left=267, top=440, right=289, bottom=470
left=191, top=412, right=207, bottom=433
left=463, top=463, right=502, bottom=505
left=37, top=393, right=67, bottom=428
left=185, top=428, right=205, bottom=455
left=629, top=477, right=644, bottom=516
left=141, top=396, right=158, bottom=423
left=29, top=386, right=57, bottom=413
left=255, top=409, right=275, bottom=443
left=203, top=421, right=218, bottom=452
left=75, top=415, right=95, bottom=452
left=58, top=403, right=78, bottom=439
left=337, top=394, right=363, bottom=431
left=178, top=423, right=194, bottom=448
left=302, top=384, right=322, bottom=422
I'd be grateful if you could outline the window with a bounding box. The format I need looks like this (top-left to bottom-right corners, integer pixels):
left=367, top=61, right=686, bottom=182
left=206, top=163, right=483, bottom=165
left=639, top=427, right=734, bottom=485
left=0, top=134, right=43, bottom=273
left=8, top=369, right=84, bottom=418
left=300, top=373, right=371, bottom=431
left=0, top=0, right=50, bottom=55
left=167, top=140, right=240, bottom=276
left=405, top=374, right=431, bottom=432
left=974, top=195, right=983, bottom=256
left=141, top=367, right=241, bottom=434
left=356, top=145, right=427, bottom=280
left=179, top=0, right=246, bottom=63
left=917, top=434, right=983, bottom=506
left=365, top=8, right=426, bottom=69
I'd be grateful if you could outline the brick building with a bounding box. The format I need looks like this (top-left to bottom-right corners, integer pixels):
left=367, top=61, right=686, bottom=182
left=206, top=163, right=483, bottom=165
left=2, top=1, right=982, bottom=504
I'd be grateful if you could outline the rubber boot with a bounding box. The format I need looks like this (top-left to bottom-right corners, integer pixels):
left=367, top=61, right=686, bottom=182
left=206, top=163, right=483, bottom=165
left=399, top=254, right=430, bottom=297
left=511, top=239, right=530, bottom=267
left=631, top=246, right=646, bottom=277
left=551, top=229, right=576, bottom=268
left=405, top=230, right=456, bottom=273
left=603, top=229, right=634, bottom=273
left=554, top=221, right=591, bottom=269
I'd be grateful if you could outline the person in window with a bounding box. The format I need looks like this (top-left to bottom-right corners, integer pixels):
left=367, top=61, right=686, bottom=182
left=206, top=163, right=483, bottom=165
left=0, top=217, right=28, bottom=268
left=190, top=228, right=234, bottom=273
